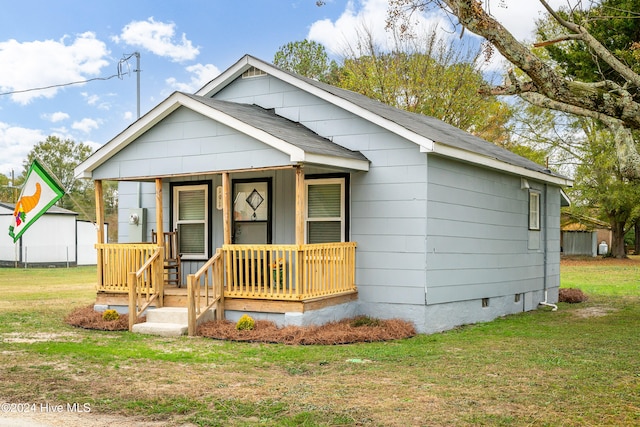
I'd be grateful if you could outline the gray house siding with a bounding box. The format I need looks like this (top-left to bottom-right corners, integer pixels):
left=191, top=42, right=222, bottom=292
left=214, top=75, right=429, bottom=306
left=92, top=107, right=291, bottom=181
left=425, top=155, right=560, bottom=306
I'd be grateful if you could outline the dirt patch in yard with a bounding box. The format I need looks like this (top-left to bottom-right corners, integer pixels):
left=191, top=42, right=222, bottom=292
left=561, top=255, right=640, bottom=267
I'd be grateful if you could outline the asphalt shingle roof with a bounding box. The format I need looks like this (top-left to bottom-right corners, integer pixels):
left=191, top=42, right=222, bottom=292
left=183, top=94, right=369, bottom=163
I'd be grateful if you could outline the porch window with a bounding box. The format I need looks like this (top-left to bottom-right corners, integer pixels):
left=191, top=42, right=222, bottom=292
left=529, top=190, right=540, bottom=230
left=173, top=184, right=208, bottom=259
left=305, top=178, right=345, bottom=243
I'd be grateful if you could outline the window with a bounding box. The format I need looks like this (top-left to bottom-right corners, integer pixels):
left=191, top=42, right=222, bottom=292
left=173, top=184, right=208, bottom=259
left=529, top=191, right=540, bottom=230
left=305, top=177, right=345, bottom=244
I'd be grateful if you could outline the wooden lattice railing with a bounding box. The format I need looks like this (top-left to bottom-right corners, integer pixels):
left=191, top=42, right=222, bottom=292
left=186, top=248, right=225, bottom=336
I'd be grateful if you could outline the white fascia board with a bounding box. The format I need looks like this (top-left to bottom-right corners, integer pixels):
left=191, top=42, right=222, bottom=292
left=302, top=153, right=370, bottom=171
left=432, top=142, right=574, bottom=187
left=74, top=94, right=185, bottom=179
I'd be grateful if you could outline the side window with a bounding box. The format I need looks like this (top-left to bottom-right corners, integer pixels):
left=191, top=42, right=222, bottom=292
left=173, top=184, right=208, bottom=259
left=305, top=178, right=345, bottom=244
left=529, top=191, right=540, bottom=231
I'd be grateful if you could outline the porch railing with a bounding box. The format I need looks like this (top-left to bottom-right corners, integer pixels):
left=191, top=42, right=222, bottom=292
left=96, top=243, right=159, bottom=292
left=127, top=246, right=164, bottom=331
left=187, top=248, right=225, bottom=336
left=224, top=242, right=357, bottom=300
left=97, top=242, right=357, bottom=301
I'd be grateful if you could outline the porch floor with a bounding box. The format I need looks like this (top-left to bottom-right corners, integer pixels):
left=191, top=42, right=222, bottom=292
left=95, top=285, right=358, bottom=315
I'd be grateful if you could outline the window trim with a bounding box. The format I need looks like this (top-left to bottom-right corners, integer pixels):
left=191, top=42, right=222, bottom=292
left=170, top=181, right=212, bottom=260
left=529, top=190, right=541, bottom=231
left=304, top=174, right=349, bottom=244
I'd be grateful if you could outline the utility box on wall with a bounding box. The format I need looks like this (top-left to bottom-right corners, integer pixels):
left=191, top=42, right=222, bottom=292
left=128, top=208, right=146, bottom=242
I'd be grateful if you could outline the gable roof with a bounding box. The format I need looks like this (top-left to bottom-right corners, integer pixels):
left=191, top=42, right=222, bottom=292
left=197, top=55, right=572, bottom=187
left=75, top=91, right=370, bottom=179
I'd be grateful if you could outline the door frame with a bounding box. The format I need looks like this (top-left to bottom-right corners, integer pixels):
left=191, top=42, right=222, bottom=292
left=231, top=177, right=273, bottom=244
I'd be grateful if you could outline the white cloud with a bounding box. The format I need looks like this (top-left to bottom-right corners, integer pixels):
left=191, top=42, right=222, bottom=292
left=43, top=112, right=70, bottom=123
left=308, top=0, right=450, bottom=57
left=113, top=17, right=199, bottom=62
left=166, top=63, right=221, bottom=93
left=0, top=32, right=109, bottom=105
left=123, top=111, right=134, bottom=121
left=71, top=118, right=100, bottom=134
left=0, top=123, right=46, bottom=175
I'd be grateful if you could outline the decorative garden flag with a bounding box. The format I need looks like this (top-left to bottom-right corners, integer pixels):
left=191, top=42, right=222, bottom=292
left=8, top=159, right=65, bottom=243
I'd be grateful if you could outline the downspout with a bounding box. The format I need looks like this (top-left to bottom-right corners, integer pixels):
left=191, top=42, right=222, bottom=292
left=539, top=183, right=558, bottom=311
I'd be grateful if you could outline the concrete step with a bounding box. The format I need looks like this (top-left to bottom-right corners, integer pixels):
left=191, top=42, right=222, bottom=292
left=132, top=307, right=217, bottom=336
left=132, top=322, right=188, bottom=337
left=146, top=307, right=188, bottom=324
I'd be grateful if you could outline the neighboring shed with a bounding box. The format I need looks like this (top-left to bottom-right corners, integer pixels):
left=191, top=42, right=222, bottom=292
left=0, top=202, right=103, bottom=267
left=75, top=54, right=573, bottom=334
left=561, top=212, right=611, bottom=256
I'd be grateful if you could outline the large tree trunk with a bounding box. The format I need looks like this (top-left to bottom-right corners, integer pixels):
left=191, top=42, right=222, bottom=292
left=609, top=220, right=627, bottom=258
left=634, top=219, right=640, bottom=255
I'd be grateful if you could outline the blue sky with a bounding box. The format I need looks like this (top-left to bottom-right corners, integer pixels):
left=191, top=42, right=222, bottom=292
left=0, top=0, right=561, bottom=178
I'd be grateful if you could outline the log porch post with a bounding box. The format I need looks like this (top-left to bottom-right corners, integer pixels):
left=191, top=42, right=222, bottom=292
left=94, top=180, right=104, bottom=289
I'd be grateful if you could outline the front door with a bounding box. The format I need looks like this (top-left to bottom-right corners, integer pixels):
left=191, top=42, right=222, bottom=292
left=232, top=178, right=272, bottom=244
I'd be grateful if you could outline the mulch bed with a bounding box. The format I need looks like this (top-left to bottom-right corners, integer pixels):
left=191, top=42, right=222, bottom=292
left=197, top=317, right=416, bottom=345
left=65, top=305, right=416, bottom=344
left=64, top=305, right=136, bottom=331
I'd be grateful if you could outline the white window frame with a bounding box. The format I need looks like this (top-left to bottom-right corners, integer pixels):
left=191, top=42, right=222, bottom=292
left=529, top=190, right=540, bottom=231
left=173, top=184, right=208, bottom=259
left=305, top=177, right=346, bottom=244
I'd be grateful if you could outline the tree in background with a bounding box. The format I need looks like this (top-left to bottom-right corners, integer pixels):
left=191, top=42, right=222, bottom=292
left=273, top=39, right=337, bottom=81
left=388, top=0, right=640, bottom=179
left=568, top=122, right=640, bottom=257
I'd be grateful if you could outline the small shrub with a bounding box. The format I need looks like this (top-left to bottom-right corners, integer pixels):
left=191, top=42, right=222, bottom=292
left=350, top=315, right=382, bottom=328
left=559, top=288, right=588, bottom=303
left=102, top=309, right=120, bottom=321
left=236, top=314, right=255, bottom=331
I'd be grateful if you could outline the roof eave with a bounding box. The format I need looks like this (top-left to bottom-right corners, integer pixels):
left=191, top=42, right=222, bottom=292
left=431, top=142, right=573, bottom=187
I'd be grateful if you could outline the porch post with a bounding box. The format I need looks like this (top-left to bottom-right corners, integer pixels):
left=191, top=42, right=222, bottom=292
left=94, top=180, right=104, bottom=289
left=295, top=166, right=305, bottom=245
left=295, top=166, right=305, bottom=296
left=155, top=178, right=164, bottom=238
left=222, top=172, right=231, bottom=245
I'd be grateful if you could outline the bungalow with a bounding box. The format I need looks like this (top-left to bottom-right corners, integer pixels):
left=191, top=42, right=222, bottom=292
left=75, top=55, right=572, bottom=335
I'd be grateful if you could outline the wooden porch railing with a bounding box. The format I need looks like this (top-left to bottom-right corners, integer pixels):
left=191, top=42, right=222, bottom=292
left=127, top=247, right=164, bottom=331
left=186, top=248, right=225, bottom=336
left=223, top=242, right=357, bottom=300
left=97, top=242, right=357, bottom=302
left=96, top=243, right=160, bottom=292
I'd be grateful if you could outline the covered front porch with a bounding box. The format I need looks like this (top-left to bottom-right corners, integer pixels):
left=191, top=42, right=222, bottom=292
left=92, top=167, right=358, bottom=335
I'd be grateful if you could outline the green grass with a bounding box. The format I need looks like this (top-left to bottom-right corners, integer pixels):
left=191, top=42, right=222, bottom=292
left=560, top=258, right=640, bottom=295
left=0, top=263, right=639, bottom=426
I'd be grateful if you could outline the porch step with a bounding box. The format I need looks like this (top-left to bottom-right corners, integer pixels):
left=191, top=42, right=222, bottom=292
left=131, top=307, right=216, bottom=336
left=146, top=307, right=189, bottom=324
left=132, top=322, right=188, bottom=337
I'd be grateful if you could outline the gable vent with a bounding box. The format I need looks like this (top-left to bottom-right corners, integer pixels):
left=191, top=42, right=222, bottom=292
left=242, top=66, right=267, bottom=78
